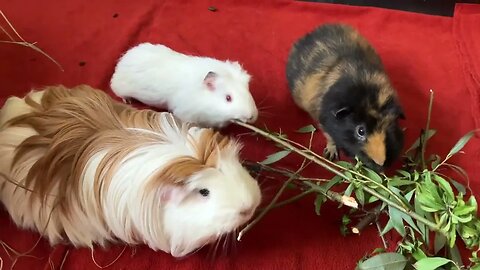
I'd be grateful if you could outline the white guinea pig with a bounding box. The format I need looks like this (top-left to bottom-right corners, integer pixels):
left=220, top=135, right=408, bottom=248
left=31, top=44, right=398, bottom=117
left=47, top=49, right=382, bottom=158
left=0, top=85, right=262, bottom=257
left=110, top=42, right=259, bottom=128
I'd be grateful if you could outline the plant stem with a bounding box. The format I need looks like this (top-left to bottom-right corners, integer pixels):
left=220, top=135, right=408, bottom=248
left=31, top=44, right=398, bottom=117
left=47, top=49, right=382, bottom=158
left=259, top=189, right=315, bottom=211
left=352, top=205, right=382, bottom=234
left=243, top=161, right=329, bottom=182
left=303, top=181, right=358, bottom=208
left=421, top=89, right=434, bottom=170
left=237, top=161, right=309, bottom=241
left=234, top=120, right=350, bottom=178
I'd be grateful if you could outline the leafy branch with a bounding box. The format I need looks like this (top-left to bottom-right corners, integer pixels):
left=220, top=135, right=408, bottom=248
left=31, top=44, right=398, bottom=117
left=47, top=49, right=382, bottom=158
left=234, top=90, right=480, bottom=270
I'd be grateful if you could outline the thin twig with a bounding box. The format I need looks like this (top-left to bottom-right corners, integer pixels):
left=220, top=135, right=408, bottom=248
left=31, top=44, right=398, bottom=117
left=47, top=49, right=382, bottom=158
left=303, top=181, right=358, bottom=208
left=376, top=221, right=388, bottom=249
left=421, top=90, right=434, bottom=169
left=243, top=161, right=329, bottom=182
left=351, top=205, right=382, bottom=234
left=258, top=189, right=315, bottom=211
left=237, top=156, right=311, bottom=241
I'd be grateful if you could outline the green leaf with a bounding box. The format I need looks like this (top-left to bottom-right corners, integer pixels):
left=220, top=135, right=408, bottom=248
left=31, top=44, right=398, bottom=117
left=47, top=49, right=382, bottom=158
left=356, top=187, right=365, bottom=205
left=296, top=124, right=316, bottom=133
left=397, top=170, right=412, bottom=179
left=448, top=223, right=457, bottom=248
left=453, top=205, right=476, bottom=216
left=389, top=178, right=416, bottom=187
left=388, top=206, right=406, bottom=237
left=260, top=150, right=291, bottom=165
left=323, top=175, right=343, bottom=191
left=412, top=248, right=428, bottom=261
left=365, top=167, right=383, bottom=184
left=447, top=245, right=463, bottom=268
left=468, top=195, right=477, bottom=210
left=405, top=189, right=415, bottom=203
left=434, top=233, right=447, bottom=254
left=357, top=252, right=408, bottom=270
left=406, top=129, right=436, bottom=153
left=450, top=179, right=466, bottom=195
left=446, top=130, right=476, bottom=158
left=336, top=160, right=354, bottom=169
left=431, top=155, right=442, bottom=170
left=414, top=193, right=429, bottom=244
left=345, top=183, right=355, bottom=197
left=413, top=257, right=452, bottom=270
left=314, top=193, right=327, bottom=215
left=432, top=174, right=455, bottom=202
left=381, top=219, right=395, bottom=236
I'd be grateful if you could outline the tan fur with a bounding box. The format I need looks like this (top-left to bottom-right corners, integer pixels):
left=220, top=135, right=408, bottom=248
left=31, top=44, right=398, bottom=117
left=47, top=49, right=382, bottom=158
left=1, top=84, right=238, bottom=242
left=293, top=61, right=343, bottom=121
left=363, top=131, right=386, bottom=166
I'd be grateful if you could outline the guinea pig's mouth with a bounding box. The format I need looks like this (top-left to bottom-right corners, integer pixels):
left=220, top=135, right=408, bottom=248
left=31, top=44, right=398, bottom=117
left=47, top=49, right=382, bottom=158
left=356, top=153, right=385, bottom=172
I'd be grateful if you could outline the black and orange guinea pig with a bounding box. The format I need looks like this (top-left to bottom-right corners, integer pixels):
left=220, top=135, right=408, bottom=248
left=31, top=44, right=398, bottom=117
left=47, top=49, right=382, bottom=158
left=286, top=23, right=405, bottom=172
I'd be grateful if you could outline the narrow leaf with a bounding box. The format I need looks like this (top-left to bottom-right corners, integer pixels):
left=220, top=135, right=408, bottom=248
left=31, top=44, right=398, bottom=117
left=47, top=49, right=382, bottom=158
left=433, top=174, right=455, bottom=202
left=356, top=187, right=365, bottom=205
left=413, top=257, right=452, bottom=270
left=434, top=233, right=447, bottom=254
left=450, top=179, right=466, bottom=195
left=323, top=175, right=343, bottom=191
left=296, top=124, right=316, bottom=133
left=406, top=129, right=436, bottom=153
left=260, top=150, right=291, bottom=165
left=381, top=219, right=395, bottom=236
left=447, top=245, right=463, bottom=268
left=388, top=206, right=406, bottom=237
left=314, top=193, right=327, bottom=215
left=357, top=252, right=408, bottom=270
left=446, top=130, right=476, bottom=158
left=405, top=189, right=415, bottom=203
left=397, top=170, right=412, bottom=179
left=389, top=178, right=415, bottom=187
left=364, top=167, right=383, bottom=184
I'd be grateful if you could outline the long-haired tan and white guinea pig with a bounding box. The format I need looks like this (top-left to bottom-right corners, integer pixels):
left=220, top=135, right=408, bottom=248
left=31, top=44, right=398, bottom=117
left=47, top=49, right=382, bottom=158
left=110, top=42, right=258, bottom=128
left=286, top=23, right=405, bottom=172
left=0, top=85, right=261, bottom=257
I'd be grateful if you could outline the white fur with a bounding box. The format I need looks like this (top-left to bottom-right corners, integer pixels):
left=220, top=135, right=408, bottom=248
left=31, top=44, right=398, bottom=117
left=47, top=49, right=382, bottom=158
left=0, top=92, right=262, bottom=257
left=110, top=42, right=258, bottom=128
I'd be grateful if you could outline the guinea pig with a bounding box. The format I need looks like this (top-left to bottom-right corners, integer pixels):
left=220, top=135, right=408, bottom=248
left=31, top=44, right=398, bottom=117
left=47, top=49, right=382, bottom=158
left=286, top=23, right=405, bottom=172
left=110, top=42, right=259, bottom=129
left=0, top=85, right=262, bottom=258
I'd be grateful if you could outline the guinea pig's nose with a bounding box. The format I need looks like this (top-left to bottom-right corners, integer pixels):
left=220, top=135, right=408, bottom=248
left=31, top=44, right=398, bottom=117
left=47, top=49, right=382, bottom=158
left=239, top=206, right=255, bottom=218
left=247, top=114, right=257, bottom=123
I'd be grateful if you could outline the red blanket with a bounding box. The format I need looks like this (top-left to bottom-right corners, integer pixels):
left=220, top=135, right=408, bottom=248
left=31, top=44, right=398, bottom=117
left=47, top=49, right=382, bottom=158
left=1, top=1, right=479, bottom=269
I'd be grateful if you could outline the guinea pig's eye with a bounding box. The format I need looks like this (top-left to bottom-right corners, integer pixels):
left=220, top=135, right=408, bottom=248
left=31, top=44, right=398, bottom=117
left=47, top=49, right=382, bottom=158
left=199, top=188, right=210, bottom=197
left=225, top=95, right=232, bottom=102
left=356, top=125, right=366, bottom=140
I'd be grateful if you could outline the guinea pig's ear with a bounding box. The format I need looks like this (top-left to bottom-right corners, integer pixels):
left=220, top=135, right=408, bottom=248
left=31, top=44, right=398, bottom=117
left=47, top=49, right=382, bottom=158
left=203, top=71, right=217, bottom=91
left=159, top=184, right=189, bottom=205
left=332, top=106, right=351, bottom=119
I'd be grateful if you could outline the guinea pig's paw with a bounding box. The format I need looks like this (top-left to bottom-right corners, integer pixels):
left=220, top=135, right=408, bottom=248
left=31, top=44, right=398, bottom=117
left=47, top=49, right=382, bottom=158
left=323, top=142, right=339, bottom=161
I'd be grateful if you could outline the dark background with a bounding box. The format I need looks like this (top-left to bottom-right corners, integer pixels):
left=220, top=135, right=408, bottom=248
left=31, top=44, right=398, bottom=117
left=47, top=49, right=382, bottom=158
left=301, top=0, right=480, bottom=16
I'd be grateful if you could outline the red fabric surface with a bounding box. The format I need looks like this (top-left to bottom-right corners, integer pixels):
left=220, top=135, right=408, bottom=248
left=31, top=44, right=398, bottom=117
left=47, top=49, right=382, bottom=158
left=1, top=1, right=480, bottom=269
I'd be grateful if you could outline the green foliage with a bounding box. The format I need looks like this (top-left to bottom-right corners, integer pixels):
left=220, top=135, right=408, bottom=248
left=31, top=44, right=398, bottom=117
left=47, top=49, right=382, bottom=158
left=242, top=96, right=480, bottom=269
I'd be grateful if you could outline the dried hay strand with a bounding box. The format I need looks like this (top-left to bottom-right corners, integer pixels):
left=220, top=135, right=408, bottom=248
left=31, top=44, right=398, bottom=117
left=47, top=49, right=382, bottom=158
left=0, top=10, right=63, bottom=71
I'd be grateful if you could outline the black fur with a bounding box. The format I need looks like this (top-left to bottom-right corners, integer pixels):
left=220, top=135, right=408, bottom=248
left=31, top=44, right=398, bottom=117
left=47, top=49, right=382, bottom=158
left=286, top=23, right=405, bottom=172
